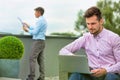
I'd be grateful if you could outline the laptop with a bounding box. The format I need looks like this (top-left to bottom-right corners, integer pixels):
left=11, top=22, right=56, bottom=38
left=59, top=55, right=92, bottom=74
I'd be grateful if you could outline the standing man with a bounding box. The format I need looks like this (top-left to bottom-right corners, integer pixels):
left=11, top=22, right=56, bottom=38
left=59, top=6, right=120, bottom=80
left=23, top=7, right=47, bottom=80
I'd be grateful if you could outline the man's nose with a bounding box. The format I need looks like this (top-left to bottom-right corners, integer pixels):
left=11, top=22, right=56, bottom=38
left=88, top=24, right=93, bottom=29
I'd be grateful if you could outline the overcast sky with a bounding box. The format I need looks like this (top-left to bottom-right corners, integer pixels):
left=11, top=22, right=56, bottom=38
left=0, top=0, right=98, bottom=35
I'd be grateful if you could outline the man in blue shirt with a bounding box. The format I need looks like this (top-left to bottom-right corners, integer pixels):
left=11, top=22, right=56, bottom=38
left=23, top=7, right=47, bottom=80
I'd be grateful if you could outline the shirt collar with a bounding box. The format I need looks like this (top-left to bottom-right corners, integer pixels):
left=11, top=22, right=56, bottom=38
left=93, top=28, right=106, bottom=39
left=98, top=28, right=106, bottom=38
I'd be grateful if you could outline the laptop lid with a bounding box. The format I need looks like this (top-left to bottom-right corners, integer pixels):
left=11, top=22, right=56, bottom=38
left=59, top=55, right=92, bottom=74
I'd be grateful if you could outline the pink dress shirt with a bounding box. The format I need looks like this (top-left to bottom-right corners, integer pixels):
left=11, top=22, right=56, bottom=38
left=59, top=28, right=120, bottom=74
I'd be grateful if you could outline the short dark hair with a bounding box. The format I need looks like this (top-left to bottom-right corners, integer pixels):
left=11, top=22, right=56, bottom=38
left=34, top=7, right=44, bottom=15
left=84, top=6, right=102, bottom=21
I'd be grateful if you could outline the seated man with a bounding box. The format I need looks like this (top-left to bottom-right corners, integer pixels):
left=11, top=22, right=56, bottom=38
left=59, top=6, right=120, bottom=80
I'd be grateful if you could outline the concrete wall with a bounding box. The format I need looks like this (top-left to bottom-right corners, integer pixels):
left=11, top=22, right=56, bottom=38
left=0, top=34, right=78, bottom=80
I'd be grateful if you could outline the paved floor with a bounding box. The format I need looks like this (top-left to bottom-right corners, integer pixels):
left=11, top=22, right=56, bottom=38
left=0, top=76, right=59, bottom=80
left=45, top=76, right=59, bottom=80
left=0, top=77, right=21, bottom=80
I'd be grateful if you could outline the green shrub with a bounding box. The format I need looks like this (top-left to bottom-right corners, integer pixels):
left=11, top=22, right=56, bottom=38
left=0, top=36, right=24, bottom=59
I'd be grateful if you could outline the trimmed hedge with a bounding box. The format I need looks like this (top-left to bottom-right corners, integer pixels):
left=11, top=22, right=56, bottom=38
left=0, top=36, right=24, bottom=59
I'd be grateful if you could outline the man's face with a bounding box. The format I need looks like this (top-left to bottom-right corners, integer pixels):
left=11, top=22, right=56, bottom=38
left=34, top=11, right=41, bottom=18
left=86, top=15, right=103, bottom=35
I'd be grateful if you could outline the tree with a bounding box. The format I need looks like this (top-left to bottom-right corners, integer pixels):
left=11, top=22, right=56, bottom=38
left=50, top=32, right=76, bottom=37
left=74, top=10, right=87, bottom=36
left=97, top=0, right=120, bottom=35
left=75, top=0, right=120, bottom=35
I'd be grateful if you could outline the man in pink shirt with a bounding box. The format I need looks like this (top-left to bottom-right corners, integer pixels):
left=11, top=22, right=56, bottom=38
left=59, top=6, right=120, bottom=80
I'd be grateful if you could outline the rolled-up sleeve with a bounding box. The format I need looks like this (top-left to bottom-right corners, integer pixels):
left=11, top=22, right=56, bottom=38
left=28, top=20, right=43, bottom=35
left=59, top=36, right=86, bottom=55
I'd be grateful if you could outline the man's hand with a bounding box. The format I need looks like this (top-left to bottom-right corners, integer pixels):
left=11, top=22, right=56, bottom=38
left=22, top=22, right=29, bottom=32
left=91, top=68, right=107, bottom=77
left=23, top=22, right=29, bottom=28
left=23, top=26, right=28, bottom=32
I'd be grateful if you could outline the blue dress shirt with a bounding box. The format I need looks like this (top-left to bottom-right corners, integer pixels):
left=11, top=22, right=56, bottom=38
left=28, top=16, right=47, bottom=40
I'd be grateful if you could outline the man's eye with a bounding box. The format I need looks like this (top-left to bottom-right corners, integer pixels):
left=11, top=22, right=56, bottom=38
left=91, top=23, right=96, bottom=25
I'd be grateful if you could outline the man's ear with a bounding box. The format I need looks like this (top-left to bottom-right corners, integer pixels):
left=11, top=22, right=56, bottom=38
left=100, top=18, right=104, bottom=25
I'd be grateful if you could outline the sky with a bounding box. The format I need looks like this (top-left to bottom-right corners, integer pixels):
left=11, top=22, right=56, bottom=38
left=0, top=0, right=98, bottom=35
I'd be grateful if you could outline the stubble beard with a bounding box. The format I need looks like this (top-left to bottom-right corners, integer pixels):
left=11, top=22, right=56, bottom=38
left=90, top=26, right=102, bottom=36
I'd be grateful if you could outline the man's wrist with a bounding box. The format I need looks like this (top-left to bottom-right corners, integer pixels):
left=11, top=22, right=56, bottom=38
left=101, top=68, right=107, bottom=75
